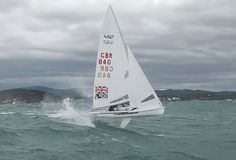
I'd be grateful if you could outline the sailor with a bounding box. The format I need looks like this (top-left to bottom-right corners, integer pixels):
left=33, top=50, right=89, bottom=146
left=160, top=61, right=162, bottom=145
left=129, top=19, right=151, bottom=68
left=108, top=105, right=118, bottom=111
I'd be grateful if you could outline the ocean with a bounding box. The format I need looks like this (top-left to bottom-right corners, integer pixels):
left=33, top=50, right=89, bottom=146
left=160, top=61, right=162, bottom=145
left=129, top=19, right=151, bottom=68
left=0, top=99, right=235, bottom=160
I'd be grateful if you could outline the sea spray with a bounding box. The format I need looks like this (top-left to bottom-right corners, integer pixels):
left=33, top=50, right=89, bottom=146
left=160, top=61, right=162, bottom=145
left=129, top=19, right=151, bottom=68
left=47, top=98, right=95, bottom=127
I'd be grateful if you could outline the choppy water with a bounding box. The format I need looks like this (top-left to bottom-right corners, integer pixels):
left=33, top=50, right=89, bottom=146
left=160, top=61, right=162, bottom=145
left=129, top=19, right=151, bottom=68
left=0, top=99, right=235, bottom=160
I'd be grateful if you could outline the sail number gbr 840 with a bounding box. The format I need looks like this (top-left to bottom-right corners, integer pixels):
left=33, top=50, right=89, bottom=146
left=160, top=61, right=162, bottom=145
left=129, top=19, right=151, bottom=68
left=97, top=52, right=113, bottom=78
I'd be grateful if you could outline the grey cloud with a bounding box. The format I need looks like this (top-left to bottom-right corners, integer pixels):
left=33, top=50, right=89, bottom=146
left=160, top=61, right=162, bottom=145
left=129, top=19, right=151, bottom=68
left=0, top=0, right=235, bottom=92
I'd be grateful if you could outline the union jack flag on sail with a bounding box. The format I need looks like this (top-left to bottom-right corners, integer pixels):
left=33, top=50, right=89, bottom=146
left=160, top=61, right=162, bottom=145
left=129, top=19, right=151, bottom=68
left=95, top=86, right=108, bottom=99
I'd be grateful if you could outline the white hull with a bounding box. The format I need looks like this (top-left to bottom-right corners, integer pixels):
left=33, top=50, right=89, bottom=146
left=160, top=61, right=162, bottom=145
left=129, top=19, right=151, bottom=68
left=90, top=107, right=164, bottom=118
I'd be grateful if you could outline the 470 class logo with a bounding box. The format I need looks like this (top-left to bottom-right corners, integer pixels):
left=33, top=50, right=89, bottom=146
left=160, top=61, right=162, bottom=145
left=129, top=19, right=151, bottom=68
left=104, top=34, right=114, bottom=39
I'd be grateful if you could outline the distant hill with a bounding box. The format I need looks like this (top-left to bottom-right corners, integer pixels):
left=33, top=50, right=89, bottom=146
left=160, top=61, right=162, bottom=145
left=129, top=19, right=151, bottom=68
left=0, top=88, right=61, bottom=104
left=23, top=86, right=85, bottom=99
left=0, top=86, right=87, bottom=104
left=1, top=87, right=236, bottom=104
left=155, top=89, right=236, bottom=101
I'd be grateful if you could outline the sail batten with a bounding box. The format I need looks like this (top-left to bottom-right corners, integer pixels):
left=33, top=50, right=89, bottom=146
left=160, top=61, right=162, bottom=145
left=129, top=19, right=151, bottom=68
left=110, top=95, right=129, bottom=104
left=141, top=94, right=155, bottom=103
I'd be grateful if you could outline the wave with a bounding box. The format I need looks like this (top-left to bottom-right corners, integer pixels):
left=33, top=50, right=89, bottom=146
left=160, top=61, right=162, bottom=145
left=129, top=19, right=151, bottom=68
left=46, top=98, right=95, bottom=128
left=0, top=111, right=15, bottom=115
left=168, top=151, right=207, bottom=160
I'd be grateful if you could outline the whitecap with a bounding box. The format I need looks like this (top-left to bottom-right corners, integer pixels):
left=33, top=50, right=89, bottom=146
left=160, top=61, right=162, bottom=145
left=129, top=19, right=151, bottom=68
left=0, top=111, right=15, bottom=115
left=47, top=98, right=95, bottom=127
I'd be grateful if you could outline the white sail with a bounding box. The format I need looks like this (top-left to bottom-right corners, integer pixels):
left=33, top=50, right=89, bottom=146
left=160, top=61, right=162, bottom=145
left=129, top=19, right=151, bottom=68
left=127, top=46, right=163, bottom=110
left=93, top=5, right=129, bottom=110
left=92, top=5, right=164, bottom=121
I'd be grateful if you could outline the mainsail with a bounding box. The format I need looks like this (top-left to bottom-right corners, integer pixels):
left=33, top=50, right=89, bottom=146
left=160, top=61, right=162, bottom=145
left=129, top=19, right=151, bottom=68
left=93, top=5, right=129, bottom=110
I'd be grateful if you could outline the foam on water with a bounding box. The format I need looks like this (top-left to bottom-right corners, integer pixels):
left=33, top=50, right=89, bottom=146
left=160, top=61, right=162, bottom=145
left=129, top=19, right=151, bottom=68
left=47, top=98, right=95, bottom=127
left=0, top=111, right=15, bottom=115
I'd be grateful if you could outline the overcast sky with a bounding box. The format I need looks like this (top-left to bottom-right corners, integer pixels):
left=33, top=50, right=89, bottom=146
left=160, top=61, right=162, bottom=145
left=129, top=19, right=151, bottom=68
left=0, top=0, right=235, bottom=93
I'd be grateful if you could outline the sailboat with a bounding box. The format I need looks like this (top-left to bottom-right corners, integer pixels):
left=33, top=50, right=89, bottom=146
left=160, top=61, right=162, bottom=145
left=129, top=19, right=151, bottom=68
left=90, top=5, right=164, bottom=128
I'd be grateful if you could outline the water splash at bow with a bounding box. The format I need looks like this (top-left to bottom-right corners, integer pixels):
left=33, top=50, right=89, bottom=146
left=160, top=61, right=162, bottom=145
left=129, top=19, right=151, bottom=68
left=47, top=98, right=95, bottom=127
